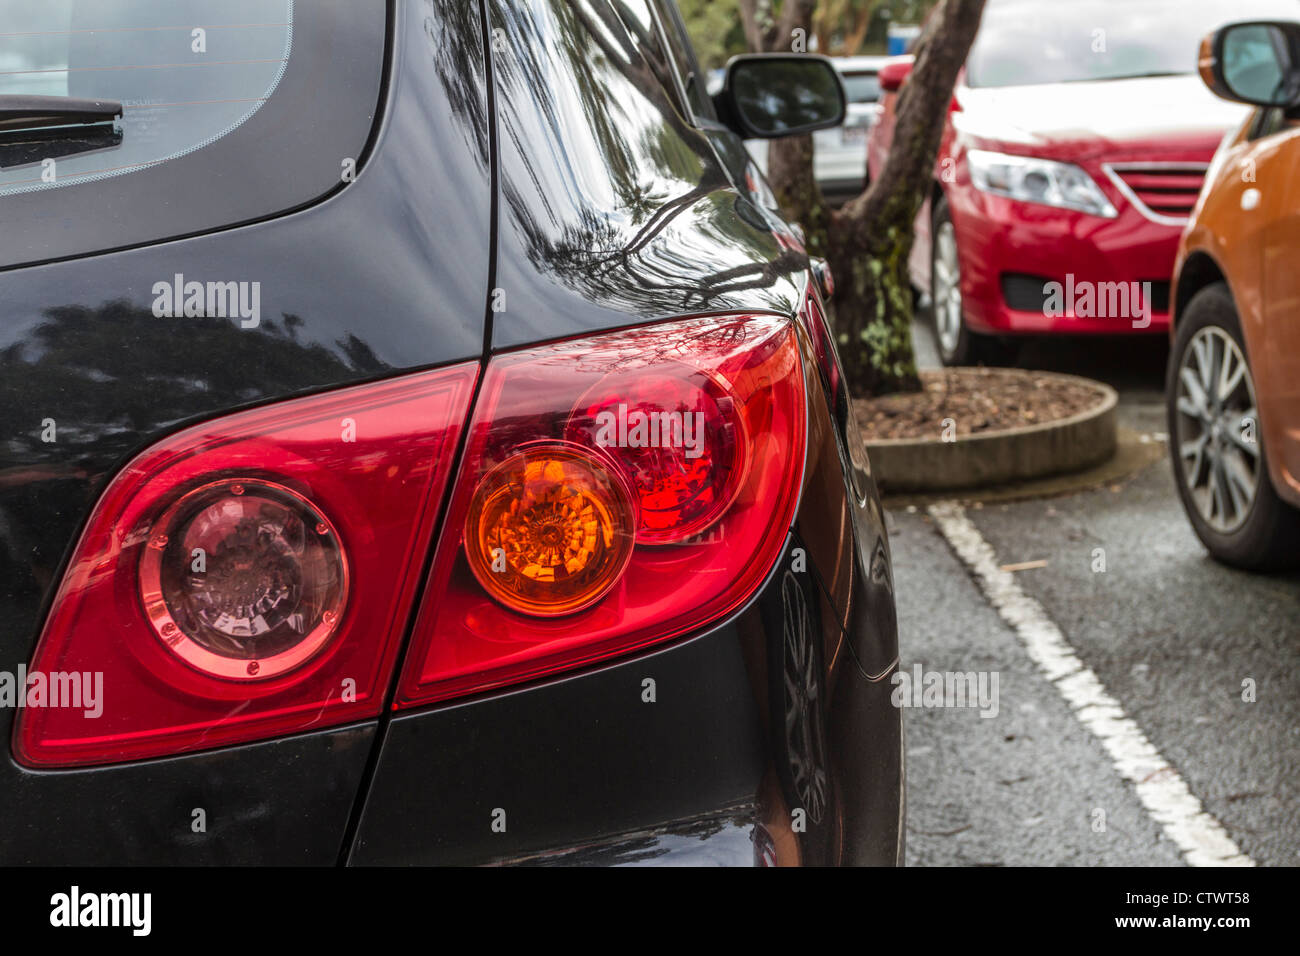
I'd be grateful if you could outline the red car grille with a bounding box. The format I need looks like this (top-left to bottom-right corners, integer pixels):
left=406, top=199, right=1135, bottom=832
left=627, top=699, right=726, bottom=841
left=1104, top=164, right=1209, bottom=224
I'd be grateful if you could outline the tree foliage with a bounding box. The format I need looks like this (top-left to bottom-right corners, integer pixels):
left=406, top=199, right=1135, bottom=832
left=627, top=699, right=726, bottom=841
left=681, top=0, right=942, bottom=61
left=675, top=0, right=747, bottom=69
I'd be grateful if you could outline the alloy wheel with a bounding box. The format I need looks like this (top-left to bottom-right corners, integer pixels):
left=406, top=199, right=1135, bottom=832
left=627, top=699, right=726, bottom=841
left=1173, top=326, right=1260, bottom=534
left=782, top=571, right=827, bottom=825
left=933, top=221, right=964, bottom=357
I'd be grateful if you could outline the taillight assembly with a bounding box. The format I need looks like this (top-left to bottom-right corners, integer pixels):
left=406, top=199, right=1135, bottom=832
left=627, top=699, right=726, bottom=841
left=15, top=364, right=477, bottom=767
left=16, top=314, right=808, bottom=765
left=395, top=313, right=807, bottom=707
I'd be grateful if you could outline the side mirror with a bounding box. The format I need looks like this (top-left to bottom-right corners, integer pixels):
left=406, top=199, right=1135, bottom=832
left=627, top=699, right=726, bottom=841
left=1200, top=21, right=1300, bottom=108
left=714, top=54, right=846, bottom=139
left=878, top=56, right=915, bottom=93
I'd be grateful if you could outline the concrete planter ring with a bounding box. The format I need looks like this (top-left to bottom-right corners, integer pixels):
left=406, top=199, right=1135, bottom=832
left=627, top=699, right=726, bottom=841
left=862, top=372, right=1118, bottom=494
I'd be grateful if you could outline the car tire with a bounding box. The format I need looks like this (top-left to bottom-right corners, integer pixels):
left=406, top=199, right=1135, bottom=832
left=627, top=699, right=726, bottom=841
left=930, top=196, right=1004, bottom=366
left=1166, top=282, right=1300, bottom=571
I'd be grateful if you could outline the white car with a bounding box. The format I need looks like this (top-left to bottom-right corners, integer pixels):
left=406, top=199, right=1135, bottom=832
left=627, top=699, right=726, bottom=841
left=812, top=56, right=889, bottom=196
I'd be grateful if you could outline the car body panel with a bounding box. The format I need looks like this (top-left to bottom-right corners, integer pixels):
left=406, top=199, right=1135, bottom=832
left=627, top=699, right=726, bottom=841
left=813, top=101, right=880, bottom=194
left=486, top=0, right=802, bottom=352
left=1, top=0, right=902, bottom=866
left=952, top=76, right=1246, bottom=153
left=1174, top=109, right=1300, bottom=508
left=350, top=607, right=770, bottom=866
left=3, top=724, right=375, bottom=865
left=0, top=0, right=491, bottom=864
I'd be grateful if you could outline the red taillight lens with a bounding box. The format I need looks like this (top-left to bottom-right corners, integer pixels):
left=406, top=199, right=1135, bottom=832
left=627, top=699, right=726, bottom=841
left=566, top=364, right=749, bottom=543
left=15, top=364, right=476, bottom=767
left=18, top=316, right=808, bottom=762
left=802, top=286, right=841, bottom=404
left=396, top=314, right=807, bottom=707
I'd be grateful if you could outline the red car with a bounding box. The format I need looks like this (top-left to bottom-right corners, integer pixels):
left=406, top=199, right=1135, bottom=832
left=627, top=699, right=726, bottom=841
left=866, top=0, right=1299, bottom=365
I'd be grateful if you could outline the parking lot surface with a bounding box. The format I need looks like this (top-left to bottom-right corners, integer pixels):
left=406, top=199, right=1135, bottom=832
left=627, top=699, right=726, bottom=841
left=892, top=325, right=1299, bottom=866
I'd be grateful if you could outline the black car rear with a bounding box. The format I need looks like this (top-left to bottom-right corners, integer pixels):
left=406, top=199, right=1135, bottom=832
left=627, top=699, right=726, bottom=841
left=0, top=0, right=901, bottom=866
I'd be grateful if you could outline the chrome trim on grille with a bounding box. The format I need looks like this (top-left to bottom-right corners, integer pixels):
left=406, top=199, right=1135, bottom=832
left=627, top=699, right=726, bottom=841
left=1101, top=162, right=1210, bottom=227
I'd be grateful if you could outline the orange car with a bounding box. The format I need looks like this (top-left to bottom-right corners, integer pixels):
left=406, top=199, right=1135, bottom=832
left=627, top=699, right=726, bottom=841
left=1168, top=19, right=1300, bottom=569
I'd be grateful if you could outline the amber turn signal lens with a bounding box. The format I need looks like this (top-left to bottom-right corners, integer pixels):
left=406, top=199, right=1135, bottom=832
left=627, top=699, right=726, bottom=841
left=463, top=443, right=636, bottom=616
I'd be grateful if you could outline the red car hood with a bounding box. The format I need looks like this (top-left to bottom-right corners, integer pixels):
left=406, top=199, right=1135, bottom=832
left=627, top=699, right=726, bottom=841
left=953, top=74, right=1249, bottom=160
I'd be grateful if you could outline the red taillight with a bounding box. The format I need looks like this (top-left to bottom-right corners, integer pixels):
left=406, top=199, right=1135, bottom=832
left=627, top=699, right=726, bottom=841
left=15, top=364, right=476, bottom=767
left=802, top=285, right=842, bottom=404
left=566, top=364, right=749, bottom=543
left=395, top=314, right=807, bottom=707
left=17, top=315, right=808, bottom=764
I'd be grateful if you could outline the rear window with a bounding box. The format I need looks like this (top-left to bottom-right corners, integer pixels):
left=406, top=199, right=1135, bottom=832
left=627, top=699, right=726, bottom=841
left=841, top=72, right=881, bottom=104
left=0, top=0, right=384, bottom=269
left=0, top=0, right=291, bottom=197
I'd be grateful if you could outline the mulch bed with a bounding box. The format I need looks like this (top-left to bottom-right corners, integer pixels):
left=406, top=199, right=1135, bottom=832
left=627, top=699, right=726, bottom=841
left=853, top=368, right=1108, bottom=442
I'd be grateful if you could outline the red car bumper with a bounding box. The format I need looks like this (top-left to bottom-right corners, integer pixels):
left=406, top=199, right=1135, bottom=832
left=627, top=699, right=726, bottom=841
left=946, top=184, right=1180, bottom=336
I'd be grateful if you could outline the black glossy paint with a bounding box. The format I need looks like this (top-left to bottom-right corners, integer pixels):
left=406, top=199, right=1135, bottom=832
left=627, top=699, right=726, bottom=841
left=350, top=607, right=768, bottom=866
left=486, top=0, right=804, bottom=350
left=0, top=0, right=491, bottom=864
left=0, top=0, right=900, bottom=866
left=4, top=724, right=375, bottom=865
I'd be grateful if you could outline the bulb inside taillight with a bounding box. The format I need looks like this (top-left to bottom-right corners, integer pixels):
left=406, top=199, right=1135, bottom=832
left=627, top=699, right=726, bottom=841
left=464, top=443, right=636, bottom=616
left=566, top=364, right=749, bottom=544
left=139, top=478, right=349, bottom=681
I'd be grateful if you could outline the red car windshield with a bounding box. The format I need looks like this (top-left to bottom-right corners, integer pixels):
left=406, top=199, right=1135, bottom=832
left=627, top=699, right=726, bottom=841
left=966, top=0, right=1300, bottom=88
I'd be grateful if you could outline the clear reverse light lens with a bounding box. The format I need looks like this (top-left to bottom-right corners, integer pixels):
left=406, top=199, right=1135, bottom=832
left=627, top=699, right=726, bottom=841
left=967, top=149, right=1118, bottom=218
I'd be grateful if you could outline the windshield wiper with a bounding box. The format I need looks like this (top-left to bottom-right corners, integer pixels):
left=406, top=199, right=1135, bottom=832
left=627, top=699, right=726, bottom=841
left=0, top=95, right=123, bottom=169
left=0, top=94, right=122, bottom=132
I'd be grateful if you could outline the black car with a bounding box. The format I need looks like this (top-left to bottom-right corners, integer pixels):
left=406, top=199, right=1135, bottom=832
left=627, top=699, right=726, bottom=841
left=0, top=0, right=902, bottom=866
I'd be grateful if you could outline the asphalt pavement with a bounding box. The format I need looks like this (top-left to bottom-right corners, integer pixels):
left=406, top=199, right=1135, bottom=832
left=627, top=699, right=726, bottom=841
left=890, top=318, right=1299, bottom=866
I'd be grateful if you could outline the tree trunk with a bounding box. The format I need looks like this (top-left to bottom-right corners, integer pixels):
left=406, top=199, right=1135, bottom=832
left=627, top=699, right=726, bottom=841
left=737, top=0, right=764, bottom=53
left=745, top=0, right=830, bottom=256
left=828, top=0, right=985, bottom=396
left=841, top=2, right=875, bottom=56
left=746, top=0, right=986, bottom=397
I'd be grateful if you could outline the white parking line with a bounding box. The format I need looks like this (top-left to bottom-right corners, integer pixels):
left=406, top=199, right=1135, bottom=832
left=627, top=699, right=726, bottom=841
left=928, top=502, right=1253, bottom=867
